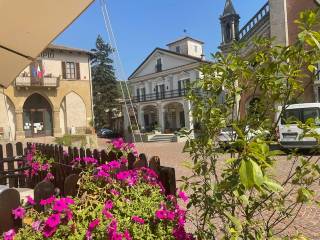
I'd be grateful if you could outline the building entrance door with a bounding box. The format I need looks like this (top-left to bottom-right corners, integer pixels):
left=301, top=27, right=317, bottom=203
left=31, top=110, right=45, bottom=137
left=23, top=93, right=53, bottom=138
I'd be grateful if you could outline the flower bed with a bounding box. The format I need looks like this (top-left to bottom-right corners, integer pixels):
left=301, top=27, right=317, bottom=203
left=2, top=139, right=192, bottom=240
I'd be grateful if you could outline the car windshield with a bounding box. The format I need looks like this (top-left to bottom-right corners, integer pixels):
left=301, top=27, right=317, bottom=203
left=281, top=108, right=320, bottom=125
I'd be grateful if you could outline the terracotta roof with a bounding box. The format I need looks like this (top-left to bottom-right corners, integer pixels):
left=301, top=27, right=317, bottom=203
left=166, top=37, right=204, bottom=46
left=47, top=44, right=91, bottom=54
left=128, top=47, right=209, bottom=80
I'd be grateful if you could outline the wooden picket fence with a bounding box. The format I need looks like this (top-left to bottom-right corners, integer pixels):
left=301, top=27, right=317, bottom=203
left=0, top=142, right=176, bottom=234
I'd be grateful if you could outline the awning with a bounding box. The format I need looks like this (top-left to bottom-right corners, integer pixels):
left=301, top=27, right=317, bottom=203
left=0, top=0, right=94, bottom=88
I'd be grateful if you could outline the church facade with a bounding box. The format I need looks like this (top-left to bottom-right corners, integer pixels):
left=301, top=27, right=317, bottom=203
left=219, top=0, right=319, bottom=117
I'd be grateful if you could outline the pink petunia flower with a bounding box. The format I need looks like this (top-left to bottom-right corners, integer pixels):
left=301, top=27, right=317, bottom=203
left=110, top=189, right=120, bottom=196
left=12, top=207, right=25, bottom=220
left=123, top=230, right=132, bottom=240
left=104, top=200, right=113, bottom=210
left=102, top=209, right=113, bottom=219
left=45, top=214, right=61, bottom=228
left=26, top=196, right=36, bottom=206
left=131, top=216, right=145, bottom=224
left=178, top=191, right=189, bottom=203
left=42, top=225, right=57, bottom=238
left=3, top=229, right=15, bottom=240
left=40, top=196, right=56, bottom=206
left=86, top=219, right=100, bottom=240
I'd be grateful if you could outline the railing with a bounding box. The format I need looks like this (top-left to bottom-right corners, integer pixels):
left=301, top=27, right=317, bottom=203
left=131, top=89, right=187, bottom=103
left=239, top=2, right=270, bottom=40
left=15, top=76, right=59, bottom=87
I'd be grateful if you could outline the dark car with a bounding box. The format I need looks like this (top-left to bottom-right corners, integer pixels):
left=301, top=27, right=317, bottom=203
left=97, top=128, right=117, bottom=138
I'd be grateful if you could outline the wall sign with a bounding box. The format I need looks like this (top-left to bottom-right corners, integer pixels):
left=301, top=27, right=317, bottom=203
left=40, top=51, right=55, bottom=59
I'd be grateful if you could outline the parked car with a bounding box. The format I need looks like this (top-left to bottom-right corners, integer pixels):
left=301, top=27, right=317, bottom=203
left=217, top=126, right=270, bottom=148
left=277, top=103, right=320, bottom=149
left=97, top=128, right=118, bottom=138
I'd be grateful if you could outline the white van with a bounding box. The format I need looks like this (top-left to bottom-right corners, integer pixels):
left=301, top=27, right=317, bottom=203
left=277, top=103, right=320, bottom=149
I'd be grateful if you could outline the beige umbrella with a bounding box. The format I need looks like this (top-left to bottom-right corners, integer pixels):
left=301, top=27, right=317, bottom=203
left=0, top=0, right=94, bottom=88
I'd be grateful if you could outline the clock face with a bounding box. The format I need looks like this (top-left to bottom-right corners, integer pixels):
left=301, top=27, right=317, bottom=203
left=315, top=0, right=320, bottom=5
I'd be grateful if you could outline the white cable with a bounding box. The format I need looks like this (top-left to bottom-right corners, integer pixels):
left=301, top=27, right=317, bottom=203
left=99, top=0, right=137, bottom=143
left=102, top=0, right=142, bottom=142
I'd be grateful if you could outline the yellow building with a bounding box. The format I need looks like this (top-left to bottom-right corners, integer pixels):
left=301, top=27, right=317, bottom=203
left=0, top=44, right=93, bottom=140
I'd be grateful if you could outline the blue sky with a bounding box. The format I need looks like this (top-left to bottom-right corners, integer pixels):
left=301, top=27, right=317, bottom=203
left=55, top=0, right=267, bottom=79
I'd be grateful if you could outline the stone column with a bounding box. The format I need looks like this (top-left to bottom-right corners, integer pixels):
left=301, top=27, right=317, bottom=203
left=158, top=103, right=164, bottom=133
left=53, top=109, right=62, bottom=137
left=15, top=110, right=25, bottom=140
left=184, top=101, right=194, bottom=138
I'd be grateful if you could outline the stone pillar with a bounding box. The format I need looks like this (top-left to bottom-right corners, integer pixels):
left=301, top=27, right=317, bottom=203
left=158, top=103, right=164, bottom=133
left=53, top=109, right=62, bottom=137
left=139, top=109, right=145, bottom=131
left=15, top=110, right=25, bottom=140
left=184, top=101, right=194, bottom=138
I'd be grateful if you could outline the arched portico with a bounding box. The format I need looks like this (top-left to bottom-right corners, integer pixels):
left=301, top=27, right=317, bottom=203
left=23, top=93, right=53, bottom=137
left=162, top=102, right=185, bottom=133
left=141, top=105, right=159, bottom=132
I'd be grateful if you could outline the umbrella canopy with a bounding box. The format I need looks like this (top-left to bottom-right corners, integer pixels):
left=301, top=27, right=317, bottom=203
left=0, top=0, right=94, bottom=88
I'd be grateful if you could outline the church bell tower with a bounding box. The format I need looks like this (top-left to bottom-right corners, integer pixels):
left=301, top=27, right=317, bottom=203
left=219, top=0, right=240, bottom=53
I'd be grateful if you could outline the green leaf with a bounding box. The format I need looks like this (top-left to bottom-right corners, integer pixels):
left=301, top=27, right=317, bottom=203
left=297, top=188, right=314, bottom=203
left=239, top=159, right=264, bottom=189
left=224, top=211, right=242, bottom=232
left=307, top=64, right=317, bottom=73
left=264, top=177, right=284, bottom=192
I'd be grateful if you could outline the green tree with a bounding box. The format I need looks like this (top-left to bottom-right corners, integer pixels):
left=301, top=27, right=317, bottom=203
left=91, top=35, right=120, bottom=130
left=182, top=9, right=320, bottom=239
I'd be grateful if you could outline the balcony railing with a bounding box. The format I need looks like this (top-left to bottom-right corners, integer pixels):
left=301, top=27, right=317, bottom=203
left=130, top=89, right=187, bottom=103
left=239, top=2, right=270, bottom=40
left=15, top=76, right=59, bottom=87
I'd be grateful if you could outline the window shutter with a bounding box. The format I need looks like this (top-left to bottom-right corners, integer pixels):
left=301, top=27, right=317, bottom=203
left=61, top=62, right=66, bottom=79
left=76, top=62, right=81, bottom=79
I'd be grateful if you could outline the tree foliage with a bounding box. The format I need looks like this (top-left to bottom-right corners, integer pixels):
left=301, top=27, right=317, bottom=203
left=91, top=35, right=120, bottom=130
left=182, top=9, right=320, bottom=239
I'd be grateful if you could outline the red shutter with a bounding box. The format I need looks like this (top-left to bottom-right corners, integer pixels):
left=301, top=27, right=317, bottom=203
left=61, top=62, right=66, bottom=79
left=76, top=62, right=80, bottom=80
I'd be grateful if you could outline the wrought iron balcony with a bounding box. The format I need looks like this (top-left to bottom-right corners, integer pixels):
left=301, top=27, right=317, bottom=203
left=239, top=2, right=270, bottom=41
left=130, top=89, right=187, bottom=103
left=15, top=76, right=59, bottom=88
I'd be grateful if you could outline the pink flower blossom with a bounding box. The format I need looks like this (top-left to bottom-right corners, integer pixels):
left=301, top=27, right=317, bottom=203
left=131, top=216, right=145, bottom=224
left=102, top=209, right=113, bottom=219
left=45, top=214, right=61, bottom=228
left=86, top=219, right=100, bottom=240
left=178, top=191, right=189, bottom=203
left=123, top=230, right=132, bottom=240
left=3, top=229, right=15, bottom=240
left=12, top=207, right=25, bottom=220
left=52, top=199, right=68, bottom=212
left=40, top=196, right=56, bottom=206
left=45, top=172, right=54, bottom=181
left=26, top=196, right=36, bottom=205
left=112, top=138, right=125, bottom=149
left=43, top=225, right=57, bottom=238
left=104, top=200, right=113, bottom=210
left=32, top=220, right=42, bottom=231
left=110, top=189, right=120, bottom=196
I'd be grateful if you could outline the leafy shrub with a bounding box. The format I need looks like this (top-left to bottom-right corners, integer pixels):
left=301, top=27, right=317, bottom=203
left=181, top=9, right=320, bottom=239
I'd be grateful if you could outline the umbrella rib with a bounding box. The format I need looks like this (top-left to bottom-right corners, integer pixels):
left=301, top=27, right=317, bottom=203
left=0, top=45, right=35, bottom=61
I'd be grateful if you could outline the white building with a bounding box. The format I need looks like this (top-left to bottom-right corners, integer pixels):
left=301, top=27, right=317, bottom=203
left=124, top=37, right=208, bottom=137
